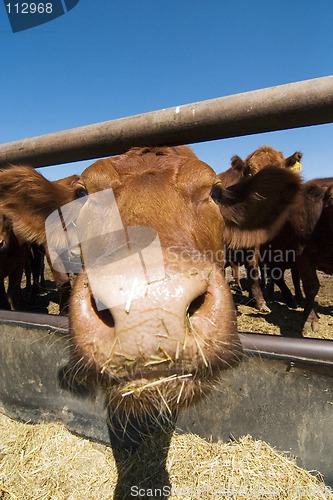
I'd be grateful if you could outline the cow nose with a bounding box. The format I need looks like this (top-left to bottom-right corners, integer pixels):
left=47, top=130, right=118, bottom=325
left=70, top=253, right=240, bottom=382
left=90, top=259, right=211, bottom=349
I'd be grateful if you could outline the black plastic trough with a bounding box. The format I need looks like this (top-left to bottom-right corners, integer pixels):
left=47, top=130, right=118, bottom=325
left=0, top=311, right=332, bottom=486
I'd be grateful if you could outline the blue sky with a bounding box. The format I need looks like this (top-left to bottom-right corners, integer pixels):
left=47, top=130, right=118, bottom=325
left=1, top=0, right=333, bottom=180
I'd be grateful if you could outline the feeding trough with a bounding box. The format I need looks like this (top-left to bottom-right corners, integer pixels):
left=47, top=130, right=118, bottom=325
left=0, top=310, right=332, bottom=489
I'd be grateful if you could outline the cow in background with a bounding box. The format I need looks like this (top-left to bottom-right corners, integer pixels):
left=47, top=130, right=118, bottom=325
left=262, top=177, right=333, bottom=308
left=0, top=213, right=26, bottom=310
left=219, top=145, right=302, bottom=312
left=1, top=173, right=80, bottom=314
left=234, top=145, right=302, bottom=175
left=25, top=243, right=46, bottom=303
left=311, top=177, right=333, bottom=188
left=260, top=179, right=333, bottom=333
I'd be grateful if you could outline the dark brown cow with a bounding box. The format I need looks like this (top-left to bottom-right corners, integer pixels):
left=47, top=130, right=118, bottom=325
left=0, top=213, right=26, bottom=310
left=262, top=177, right=333, bottom=308
left=261, top=179, right=333, bottom=333
left=311, top=177, right=333, bottom=188
left=219, top=146, right=302, bottom=312
left=0, top=146, right=300, bottom=424
left=24, top=243, right=46, bottom=302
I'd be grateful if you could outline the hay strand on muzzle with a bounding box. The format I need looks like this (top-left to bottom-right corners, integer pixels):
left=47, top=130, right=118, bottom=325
left=0, top=414, right=332, bottom=499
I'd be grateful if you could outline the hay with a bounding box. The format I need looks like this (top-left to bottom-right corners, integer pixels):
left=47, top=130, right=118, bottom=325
left=0, top=413, right=332, bottom=499
left=0, top=414, right=117, bottom=499
left=167, top=434, right=332, bottom=499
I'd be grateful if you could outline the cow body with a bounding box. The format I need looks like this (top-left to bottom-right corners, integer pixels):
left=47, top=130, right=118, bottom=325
left=0, top=146, right=300, bottom=419
left=0, top=213, right=26, bottom=310
left=258, top=179, right=333, bottom=333
left=25, top=243, right=46, bottom=302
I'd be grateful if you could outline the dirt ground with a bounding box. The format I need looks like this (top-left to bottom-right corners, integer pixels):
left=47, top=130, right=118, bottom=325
left=16, top=264, right=333, bottom=340
left=229, top=269, right=333, bottom=340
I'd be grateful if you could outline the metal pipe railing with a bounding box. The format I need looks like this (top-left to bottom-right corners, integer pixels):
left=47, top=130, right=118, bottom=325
left=1, top=311, right=333, bottom=365
left=1, top=75, right=333, bottom=168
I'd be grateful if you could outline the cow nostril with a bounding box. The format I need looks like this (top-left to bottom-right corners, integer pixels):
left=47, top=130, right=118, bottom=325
left=91, top=297, right=115, bottom=328
left=98, top=308, right=115, bottom=328
left=187, top=293, right=206, bottom=317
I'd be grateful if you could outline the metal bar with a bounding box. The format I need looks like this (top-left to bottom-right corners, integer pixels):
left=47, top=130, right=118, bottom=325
left=0, top=310, right=68, bottom=332
left=240, top=332, right=333, bottom=365
left=1, top=76, right=333, bottom=168
left=1, top=311, right=333, bottom=364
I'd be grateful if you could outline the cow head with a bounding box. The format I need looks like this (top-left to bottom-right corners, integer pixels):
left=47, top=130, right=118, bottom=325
left=0, top=146, right=300, bottom=415
left=224, top=146, right=303, bottom=182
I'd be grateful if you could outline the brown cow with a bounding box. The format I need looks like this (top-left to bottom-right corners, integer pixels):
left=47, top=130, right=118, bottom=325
left=311, top=177, right=333, bottom=188
left=0, top=146, right=300, bottom=426
left=260, top=180, right=333, bottom=333
left=235, top=145, right=302, bottom=175
left=0, top=213, right=26, bottom=310
left=262, top=177, right=333, bottom=308
left=219, top=146, right=302, bottom=312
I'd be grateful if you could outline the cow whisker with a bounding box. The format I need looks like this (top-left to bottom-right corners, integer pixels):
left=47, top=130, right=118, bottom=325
left=176, top=380, right=185, bottom=404
left=156, top=387, right=172, bottom=415
left=121, top=373, right=193, bottom=398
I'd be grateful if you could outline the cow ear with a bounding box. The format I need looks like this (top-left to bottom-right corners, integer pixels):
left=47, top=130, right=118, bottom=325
left=231, top=155, right=252, bottom=178
left=231, top=155, right=247, bottom=174
left=285, top=151, right=303, bottom=168
left=0, top=166, right=75, bottom=244
left=324, top=185, right=333, bottom=208
left=220, top=166, right=301, bottom=248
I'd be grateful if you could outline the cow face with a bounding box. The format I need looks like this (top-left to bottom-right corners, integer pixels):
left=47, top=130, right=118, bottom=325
left=0, top=146, right=300, bottom=415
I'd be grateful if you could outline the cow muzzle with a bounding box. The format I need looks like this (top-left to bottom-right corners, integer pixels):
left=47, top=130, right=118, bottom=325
left=69, top=251, right=242, bottom=413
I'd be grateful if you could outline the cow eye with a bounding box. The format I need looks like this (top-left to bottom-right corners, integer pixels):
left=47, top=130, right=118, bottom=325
left=210, top=184, right=223, bottom=203
left=76, top=187, right=88, bottom=199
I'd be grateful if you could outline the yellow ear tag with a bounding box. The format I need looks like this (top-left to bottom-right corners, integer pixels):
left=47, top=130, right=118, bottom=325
left=290, top=161, right=302, bottom=173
